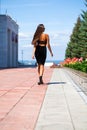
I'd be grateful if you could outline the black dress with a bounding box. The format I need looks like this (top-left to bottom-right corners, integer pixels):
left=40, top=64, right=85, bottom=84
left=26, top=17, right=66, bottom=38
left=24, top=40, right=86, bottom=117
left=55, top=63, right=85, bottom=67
left=35, top=40, right=47, bottom=65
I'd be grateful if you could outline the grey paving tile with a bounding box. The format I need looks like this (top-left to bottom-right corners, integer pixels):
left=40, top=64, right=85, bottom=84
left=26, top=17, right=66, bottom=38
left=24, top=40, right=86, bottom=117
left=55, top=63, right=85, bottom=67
left=35, top=68, right=87, bottom=130
left=35, top=123, right=74, bottom=130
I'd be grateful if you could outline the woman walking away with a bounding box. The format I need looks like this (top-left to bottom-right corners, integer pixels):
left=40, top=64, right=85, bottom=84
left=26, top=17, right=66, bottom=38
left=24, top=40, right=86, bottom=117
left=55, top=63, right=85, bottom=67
left=31, top=24, right=53, bottom=85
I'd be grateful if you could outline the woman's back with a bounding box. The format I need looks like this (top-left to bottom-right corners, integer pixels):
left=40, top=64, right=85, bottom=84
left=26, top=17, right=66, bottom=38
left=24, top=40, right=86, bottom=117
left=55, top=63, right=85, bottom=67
left=39, top=33, right=47, bottom=41
left=37, top=34, right=48, bottom=46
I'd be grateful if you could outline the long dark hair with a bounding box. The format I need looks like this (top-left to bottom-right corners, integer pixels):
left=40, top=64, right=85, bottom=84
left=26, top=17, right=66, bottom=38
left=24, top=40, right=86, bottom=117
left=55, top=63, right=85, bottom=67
left=32, top=24, right=45, bottom=44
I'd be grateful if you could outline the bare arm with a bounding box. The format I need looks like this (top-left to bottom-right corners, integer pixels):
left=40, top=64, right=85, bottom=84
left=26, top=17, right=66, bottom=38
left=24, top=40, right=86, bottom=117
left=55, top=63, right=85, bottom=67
left=31, top=37, right=38, bottom=59
left=31, top=37, right=39, bottom=45
left=46, top=35, right=53, bottom=56
left=32, top=45, right=36, bottom=59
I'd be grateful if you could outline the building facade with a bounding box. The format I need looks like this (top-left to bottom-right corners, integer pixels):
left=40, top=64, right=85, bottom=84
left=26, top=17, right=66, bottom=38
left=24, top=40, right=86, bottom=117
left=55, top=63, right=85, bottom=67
left=0, top=15, right=19, bottom=68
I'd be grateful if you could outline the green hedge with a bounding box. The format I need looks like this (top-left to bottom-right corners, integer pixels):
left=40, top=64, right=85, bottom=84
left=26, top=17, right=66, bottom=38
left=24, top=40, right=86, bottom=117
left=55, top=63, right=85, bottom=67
left=64, top=61, right=87, bottom=73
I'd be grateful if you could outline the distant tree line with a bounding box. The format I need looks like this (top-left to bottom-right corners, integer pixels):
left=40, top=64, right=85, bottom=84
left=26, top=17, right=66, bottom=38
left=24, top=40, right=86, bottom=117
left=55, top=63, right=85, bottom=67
left=65, top=0, right=87, bottom=60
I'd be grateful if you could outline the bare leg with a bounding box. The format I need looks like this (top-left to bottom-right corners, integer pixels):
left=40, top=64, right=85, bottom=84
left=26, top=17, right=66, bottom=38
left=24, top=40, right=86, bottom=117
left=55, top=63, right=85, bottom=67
left=38, top=64, right=40, bottom=76
left=38, top=64, right=44, bottom=85
left=40, top=64, right=44, bottom=76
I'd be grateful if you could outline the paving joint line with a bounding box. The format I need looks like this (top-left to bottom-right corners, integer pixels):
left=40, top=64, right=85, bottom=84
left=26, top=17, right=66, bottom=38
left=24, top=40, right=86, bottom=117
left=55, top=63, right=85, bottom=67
left=59, top=70, right=75, bottom=130
left=0, top=77, right=36, bottom=98
left=0, top=82, right=36, bottom=123
left=64, top=69, right=87, bottom=104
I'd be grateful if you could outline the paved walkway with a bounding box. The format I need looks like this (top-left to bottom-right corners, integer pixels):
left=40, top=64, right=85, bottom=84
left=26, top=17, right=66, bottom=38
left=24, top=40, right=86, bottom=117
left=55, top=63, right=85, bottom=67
left=0, top=67, right=53, bottom=130
left=35, top=68, right=87, bottom=130
left=0, top=67, right=87, bottom=130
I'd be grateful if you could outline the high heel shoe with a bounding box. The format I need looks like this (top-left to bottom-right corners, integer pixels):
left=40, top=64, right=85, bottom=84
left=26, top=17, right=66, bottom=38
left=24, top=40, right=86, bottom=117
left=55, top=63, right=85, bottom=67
left=38, top=76, right=43, bottom=85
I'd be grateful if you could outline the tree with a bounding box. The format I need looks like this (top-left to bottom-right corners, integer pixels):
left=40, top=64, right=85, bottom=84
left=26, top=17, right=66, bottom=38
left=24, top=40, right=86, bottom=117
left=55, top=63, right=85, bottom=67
left=65, top=17, right=81, bottom=58
left=65, top=0, right=87, bottom=59
left=78, top=0, right=87, bottom=59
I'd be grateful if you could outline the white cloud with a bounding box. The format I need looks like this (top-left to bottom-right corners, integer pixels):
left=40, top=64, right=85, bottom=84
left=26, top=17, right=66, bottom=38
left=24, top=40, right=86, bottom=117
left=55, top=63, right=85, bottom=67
left=18, top=30, right=71, bottom=48
left=19, top=32, right=28, bottom=38
left=22, top=44, right=32, bottom=48
left=19, top=32, right=33, bottom=41
left=48, top=31, right=71, bottom=46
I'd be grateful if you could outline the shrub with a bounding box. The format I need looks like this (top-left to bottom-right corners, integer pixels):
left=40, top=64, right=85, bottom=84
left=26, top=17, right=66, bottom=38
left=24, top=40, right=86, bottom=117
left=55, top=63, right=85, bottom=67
left=63, top=59, right=87, bottom=73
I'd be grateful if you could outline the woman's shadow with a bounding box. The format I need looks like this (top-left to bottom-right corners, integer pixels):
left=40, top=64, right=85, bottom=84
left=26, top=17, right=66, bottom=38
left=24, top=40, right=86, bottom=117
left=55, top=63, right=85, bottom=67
left=46, top=82, right=66, bottom=85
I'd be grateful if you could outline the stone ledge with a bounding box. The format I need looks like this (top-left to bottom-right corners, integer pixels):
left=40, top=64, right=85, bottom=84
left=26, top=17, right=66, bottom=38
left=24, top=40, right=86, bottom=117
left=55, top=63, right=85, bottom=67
left=64, top=67, right=87, bottom=79
left=64, top=67, right=87, bottom=95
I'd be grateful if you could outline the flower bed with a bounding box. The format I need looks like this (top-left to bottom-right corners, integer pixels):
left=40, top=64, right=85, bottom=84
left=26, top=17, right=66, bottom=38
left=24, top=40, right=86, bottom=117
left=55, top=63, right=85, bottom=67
left=61, top=57, right=87, bottom=73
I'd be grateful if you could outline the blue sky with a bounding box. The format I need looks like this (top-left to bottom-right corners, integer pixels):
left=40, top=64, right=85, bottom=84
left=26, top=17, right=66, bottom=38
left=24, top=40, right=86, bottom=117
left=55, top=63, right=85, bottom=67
left=1, top=0, right=86, bottom=61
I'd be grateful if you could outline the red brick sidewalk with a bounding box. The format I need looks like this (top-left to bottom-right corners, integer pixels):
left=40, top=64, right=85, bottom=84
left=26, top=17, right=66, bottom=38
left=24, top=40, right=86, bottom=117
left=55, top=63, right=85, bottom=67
left=0, top=67, right=53, bottom=130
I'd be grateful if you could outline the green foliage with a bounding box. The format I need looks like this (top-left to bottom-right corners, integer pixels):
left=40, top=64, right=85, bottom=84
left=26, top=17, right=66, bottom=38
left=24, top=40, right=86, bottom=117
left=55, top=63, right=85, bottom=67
left=65, top=17, right=82, bottom=59
left=64, top=61, right=87, bottom=73
left=65, top=0, right=87, bottom=59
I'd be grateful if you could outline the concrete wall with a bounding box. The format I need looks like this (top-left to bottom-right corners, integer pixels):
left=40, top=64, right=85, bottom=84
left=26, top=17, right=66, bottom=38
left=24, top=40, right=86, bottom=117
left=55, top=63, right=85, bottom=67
left=0, top=15, right=19, bottom=68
